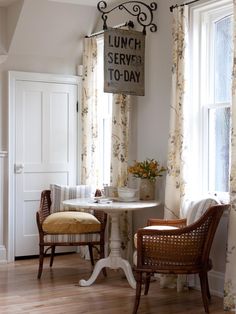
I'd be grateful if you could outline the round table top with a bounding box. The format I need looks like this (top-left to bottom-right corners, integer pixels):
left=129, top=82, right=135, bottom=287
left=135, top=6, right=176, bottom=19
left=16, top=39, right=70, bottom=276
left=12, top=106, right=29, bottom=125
left=62, top=198, right=160, bottom=212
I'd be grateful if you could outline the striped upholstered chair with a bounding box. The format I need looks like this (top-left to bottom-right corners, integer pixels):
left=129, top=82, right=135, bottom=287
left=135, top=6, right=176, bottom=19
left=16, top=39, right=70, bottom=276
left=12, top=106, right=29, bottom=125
left=36, top=184, right=107, bottom=279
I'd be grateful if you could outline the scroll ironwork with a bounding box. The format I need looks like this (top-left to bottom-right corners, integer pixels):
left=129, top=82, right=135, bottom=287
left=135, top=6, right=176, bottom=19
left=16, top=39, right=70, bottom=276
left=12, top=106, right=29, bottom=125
left=97, top=1, right=157, bottom=35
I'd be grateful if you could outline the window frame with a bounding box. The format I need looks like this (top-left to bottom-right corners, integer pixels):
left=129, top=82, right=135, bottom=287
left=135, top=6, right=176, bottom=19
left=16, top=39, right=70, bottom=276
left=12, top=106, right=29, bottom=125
left=96, top=36, right=112, bottom=186
left=190, top=0, right=233, bottom=201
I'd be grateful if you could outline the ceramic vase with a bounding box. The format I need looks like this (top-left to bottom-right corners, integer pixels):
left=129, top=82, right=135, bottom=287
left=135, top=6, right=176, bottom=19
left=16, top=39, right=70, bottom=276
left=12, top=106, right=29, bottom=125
left=139, top=179, right=155, bottom=200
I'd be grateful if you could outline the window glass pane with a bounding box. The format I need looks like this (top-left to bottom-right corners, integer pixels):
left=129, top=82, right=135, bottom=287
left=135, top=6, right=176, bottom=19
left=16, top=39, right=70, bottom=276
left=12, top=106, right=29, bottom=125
left=214, top=15, right=233, bottom=103
left=208, top=107, right=230, bottom=192
left=97, top=38, right=112, bottom=186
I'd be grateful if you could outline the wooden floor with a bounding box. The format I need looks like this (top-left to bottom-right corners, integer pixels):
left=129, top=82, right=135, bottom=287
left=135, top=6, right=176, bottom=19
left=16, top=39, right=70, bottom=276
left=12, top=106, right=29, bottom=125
left=0, top=253, right=228, bottom=314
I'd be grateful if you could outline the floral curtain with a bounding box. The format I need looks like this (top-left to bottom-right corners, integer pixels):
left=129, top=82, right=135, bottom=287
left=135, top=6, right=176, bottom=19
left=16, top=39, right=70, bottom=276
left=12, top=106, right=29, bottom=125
left=164, top=6, right=189, bottom=220
left=162, top=6, right=190, bottom=291
left=81, top=37, right=100, bottom=187
left=110, top=93, right=132, bottom=261
left=81, top=38, right=132, bottom=261
left=79, top=37, right=100, bottom=258
left=224, top=2, right=236, bottom=310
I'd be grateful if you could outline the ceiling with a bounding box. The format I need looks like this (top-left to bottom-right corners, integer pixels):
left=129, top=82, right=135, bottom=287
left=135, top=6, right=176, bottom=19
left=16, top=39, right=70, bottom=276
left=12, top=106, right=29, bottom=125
left=47, top=0, right=117, bottom=7
left=49, top=0, right=115, bottom=6
left=0, top=0, right=117, bottom=7
left=0, top=0, right=18, bottom=7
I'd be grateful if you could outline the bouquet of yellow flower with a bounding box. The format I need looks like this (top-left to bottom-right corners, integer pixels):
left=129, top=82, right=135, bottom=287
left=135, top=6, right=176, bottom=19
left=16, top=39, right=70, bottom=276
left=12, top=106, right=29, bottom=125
left=128, top=158, right=166, bottom=182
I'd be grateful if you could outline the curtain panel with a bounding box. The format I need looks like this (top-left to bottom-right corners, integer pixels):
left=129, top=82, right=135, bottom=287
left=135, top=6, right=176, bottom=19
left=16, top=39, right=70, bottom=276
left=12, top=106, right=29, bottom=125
left=164, top=6, right=190, bottom=220
left=110, top=93, right=132, bottom=261
left=162, top=6, right=190, bottom=292
left=110, top=94, right=130, bottom=187
left=81, top=38, right=132, bottom=262
left=224, top=1, right=236, bottom=310
left=81, top=37, right=100, bottom=187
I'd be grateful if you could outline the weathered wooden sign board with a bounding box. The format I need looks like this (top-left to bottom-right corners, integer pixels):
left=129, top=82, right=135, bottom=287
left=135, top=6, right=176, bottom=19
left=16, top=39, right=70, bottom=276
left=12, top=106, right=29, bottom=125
left=104, top=28, right=145, bottom=96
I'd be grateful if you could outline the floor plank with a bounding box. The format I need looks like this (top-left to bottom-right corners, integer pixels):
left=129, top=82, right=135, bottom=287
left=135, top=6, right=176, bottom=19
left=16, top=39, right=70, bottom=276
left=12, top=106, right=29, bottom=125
left=0, top=253, right=228, bottom=314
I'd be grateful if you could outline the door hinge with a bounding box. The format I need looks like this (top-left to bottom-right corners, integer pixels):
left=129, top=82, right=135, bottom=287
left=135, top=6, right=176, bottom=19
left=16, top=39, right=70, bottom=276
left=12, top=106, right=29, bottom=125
left=76, top=101, right=79, bottom=113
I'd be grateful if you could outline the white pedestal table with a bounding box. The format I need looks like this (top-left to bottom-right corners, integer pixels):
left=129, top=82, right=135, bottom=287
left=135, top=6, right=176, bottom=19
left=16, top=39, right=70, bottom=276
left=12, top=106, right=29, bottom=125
left=62, top=198, right=159, bottom=289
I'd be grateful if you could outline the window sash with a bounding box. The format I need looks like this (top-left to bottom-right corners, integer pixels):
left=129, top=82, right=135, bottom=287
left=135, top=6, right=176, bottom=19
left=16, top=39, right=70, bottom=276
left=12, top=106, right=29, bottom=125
left=190, top=0, right=232, bottom=199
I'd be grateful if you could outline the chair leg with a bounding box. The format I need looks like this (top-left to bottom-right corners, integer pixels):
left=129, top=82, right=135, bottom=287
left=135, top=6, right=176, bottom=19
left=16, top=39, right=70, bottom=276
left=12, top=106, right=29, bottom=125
left=88, top=244, right=94, bottom=266
left=37, top=244, right=44, bottom=279
left=144, top=273, right=151, bottom=295
left=100, top=242, right=107, bottom=277
left=133, top=272, right=143, bottom=314
left=50, top=245, right=56, bottom=267
left=206, top=274, right=211, bottom=300
left=199, top=272, right=210, bottom=313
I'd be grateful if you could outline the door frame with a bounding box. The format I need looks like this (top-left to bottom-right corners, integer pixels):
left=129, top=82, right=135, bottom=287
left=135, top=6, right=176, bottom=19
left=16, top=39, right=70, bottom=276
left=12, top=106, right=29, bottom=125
left=8, top=71, right=80, bottom=262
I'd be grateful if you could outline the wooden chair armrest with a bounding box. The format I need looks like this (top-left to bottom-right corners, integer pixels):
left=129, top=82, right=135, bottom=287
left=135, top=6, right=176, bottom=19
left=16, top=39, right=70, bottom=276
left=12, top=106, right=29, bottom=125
left=36, top=190, right=51, bottom=226
left=36, top=211, right=45, bottom=232
left=147, top=218, right=187, bottom=228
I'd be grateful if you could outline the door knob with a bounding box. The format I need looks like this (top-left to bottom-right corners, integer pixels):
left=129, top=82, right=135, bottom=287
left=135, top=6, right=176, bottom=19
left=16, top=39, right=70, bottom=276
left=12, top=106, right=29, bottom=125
left=14, top=164, right=24, bottom=174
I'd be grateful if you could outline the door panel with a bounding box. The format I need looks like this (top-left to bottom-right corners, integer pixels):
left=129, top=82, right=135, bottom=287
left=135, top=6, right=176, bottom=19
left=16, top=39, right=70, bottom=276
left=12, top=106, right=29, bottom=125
left=15, top=80, right=78, bottom=257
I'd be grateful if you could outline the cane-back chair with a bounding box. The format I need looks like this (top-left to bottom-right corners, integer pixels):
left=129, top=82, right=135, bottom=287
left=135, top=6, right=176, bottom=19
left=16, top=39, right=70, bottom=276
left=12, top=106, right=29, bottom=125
left=36, top=185, right=107, bottom=279
left=133, top=203, right=230, bottom=314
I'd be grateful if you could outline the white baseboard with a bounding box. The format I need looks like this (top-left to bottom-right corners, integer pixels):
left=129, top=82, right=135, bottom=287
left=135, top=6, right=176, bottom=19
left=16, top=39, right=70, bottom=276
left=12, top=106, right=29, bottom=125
left=195, top=270, right=224, bottom=298
left=0, top=245, right=7, bottom=264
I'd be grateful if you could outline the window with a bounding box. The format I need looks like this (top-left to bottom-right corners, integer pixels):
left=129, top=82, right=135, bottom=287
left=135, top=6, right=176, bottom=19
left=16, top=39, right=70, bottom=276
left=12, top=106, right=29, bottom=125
left=96, top=37, right=112, bottom=186
left=190, top=0, right=233, bottom=199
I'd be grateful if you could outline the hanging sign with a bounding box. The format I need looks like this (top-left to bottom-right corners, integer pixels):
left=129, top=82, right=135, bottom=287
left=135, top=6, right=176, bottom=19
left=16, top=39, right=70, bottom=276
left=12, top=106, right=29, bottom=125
left=104, top=28, right=145, bottom=96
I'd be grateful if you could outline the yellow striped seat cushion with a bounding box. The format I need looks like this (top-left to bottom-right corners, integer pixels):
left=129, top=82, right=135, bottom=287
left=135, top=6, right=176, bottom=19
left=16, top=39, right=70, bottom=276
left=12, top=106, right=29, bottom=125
left=44, top=233, right=100, bottom=243
left=44, top=233, right=100, bottom=244
left=42, top=212, right=101, bottom=234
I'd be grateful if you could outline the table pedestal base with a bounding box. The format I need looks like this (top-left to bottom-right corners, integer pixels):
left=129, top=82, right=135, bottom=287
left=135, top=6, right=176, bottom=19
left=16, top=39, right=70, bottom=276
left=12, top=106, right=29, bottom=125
left=79, top=255, right=136, bottom=289
left=79, top=211, right=136, bottom=289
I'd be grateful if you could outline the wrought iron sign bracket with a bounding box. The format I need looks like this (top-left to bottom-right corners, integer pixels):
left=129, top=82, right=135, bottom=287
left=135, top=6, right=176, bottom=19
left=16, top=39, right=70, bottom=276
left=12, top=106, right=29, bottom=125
left=97, top=1, right=158, bottom=35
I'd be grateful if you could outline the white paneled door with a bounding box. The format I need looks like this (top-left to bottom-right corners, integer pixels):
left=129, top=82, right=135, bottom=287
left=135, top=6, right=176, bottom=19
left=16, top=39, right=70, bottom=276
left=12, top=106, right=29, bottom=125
left=14, top=78, right=78, bottom=257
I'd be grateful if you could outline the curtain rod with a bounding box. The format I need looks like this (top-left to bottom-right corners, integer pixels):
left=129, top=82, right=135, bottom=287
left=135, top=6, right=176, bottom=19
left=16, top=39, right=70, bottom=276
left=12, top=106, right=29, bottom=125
left=85, top=20, right=134, bottom=38
left=170, top=0, right=200, bottom=12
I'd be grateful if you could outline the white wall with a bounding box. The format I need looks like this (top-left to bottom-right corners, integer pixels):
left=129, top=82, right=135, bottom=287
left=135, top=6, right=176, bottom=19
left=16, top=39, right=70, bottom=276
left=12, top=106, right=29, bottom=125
left=0, top=8, right=7, bottom=54
left=94, top=0, right=182, bottom=228
left=135, top=0, right=228, bottom=296
left=134, top=0, right=177, bottom=229
left=0, top=151, right=7, bottom=263
left=0, top=0, right=98, bottom=149
left=6, top=0, right=24, bottom=51
left=97, top=0, right=228, bottom=296
left=0, top=0, right=98, bottom=261
left=0, top=0, right=229, bottom=297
